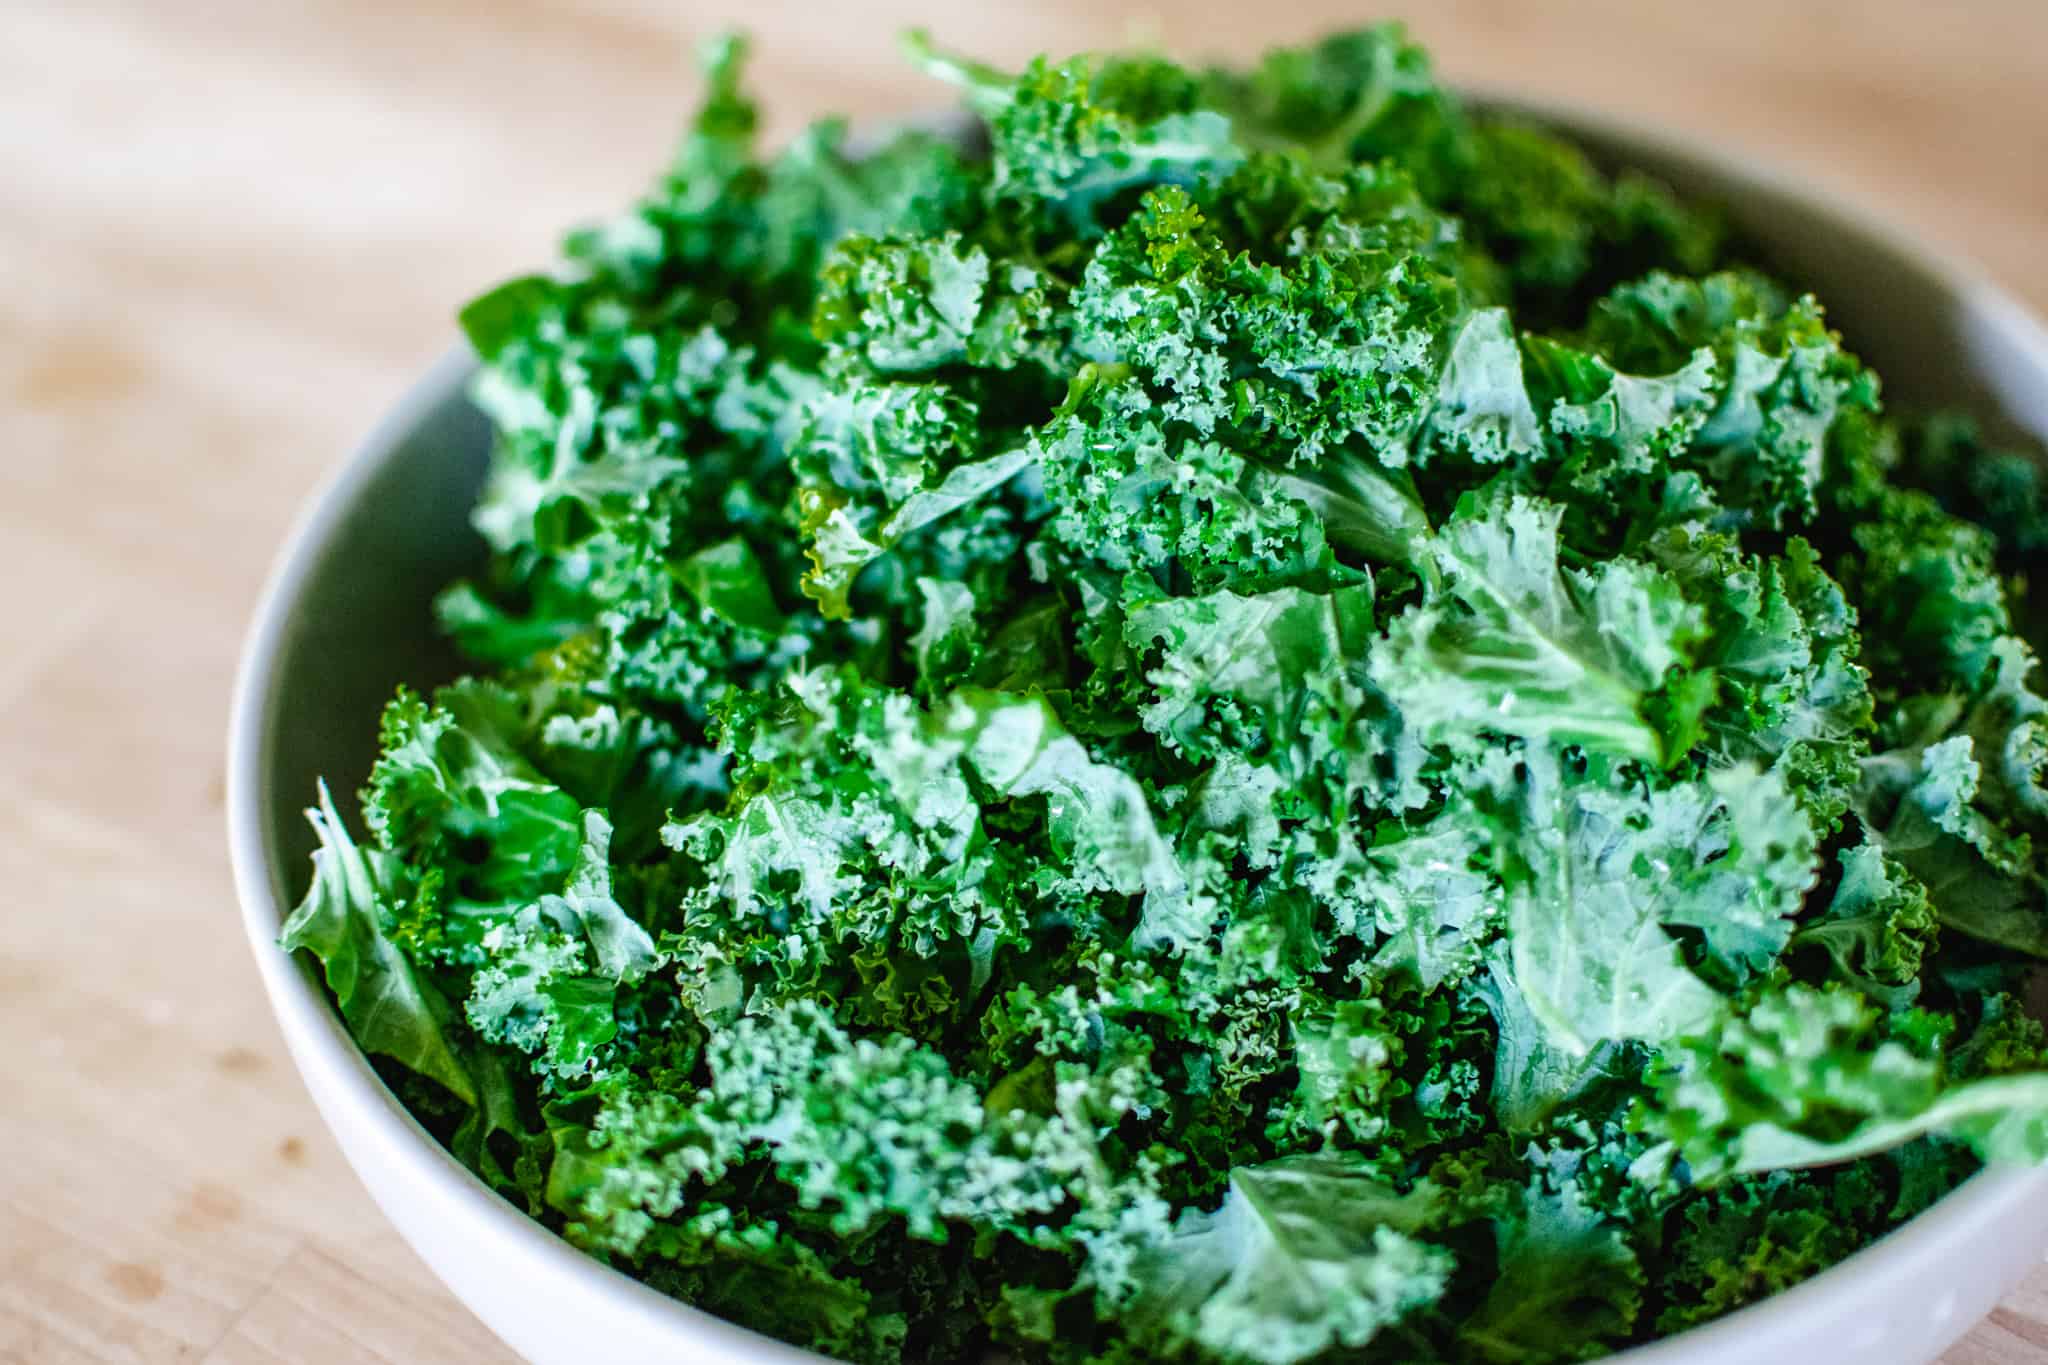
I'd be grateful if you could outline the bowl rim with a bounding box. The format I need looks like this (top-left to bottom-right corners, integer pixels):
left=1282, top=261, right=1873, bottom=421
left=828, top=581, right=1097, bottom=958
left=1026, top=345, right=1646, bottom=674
left=226, top=92, right=2048, bottom=1364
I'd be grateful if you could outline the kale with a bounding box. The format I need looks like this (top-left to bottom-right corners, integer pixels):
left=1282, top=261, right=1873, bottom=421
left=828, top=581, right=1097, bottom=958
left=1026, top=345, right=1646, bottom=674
left=282, top=24, right=2048, bottom=1364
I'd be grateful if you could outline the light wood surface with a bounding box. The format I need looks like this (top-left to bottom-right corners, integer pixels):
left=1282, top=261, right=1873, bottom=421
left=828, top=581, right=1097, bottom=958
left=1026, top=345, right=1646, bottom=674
left=6, top=1, right=2048, bottom=1361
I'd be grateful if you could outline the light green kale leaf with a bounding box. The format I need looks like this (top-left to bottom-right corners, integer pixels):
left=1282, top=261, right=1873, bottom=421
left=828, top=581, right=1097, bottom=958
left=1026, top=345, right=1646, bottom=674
left=1345, top=814, right=1504, bottom=992
left=538, top=810, right=657, bottom=983
left=1483, top=756, right=1812, bottom=1057
left=800, top=445, right=1032, bottom=620
left=1415, top=306, right=1543, bottom=466
left=280, top=786, right=476, bottom=1105
left=1466, top=948, right=1631, bottom=1136
left=1859, top=730, right=2048, bottom=958
left=1648, top=532, right=1874, bottom=825
left=466, top=916, right=620, bottom=1081
left=1122, top=581, right=1392, bottom=820
left=1122, top=1154, right=1452, bottom=1365
left=1371, top=491, right=1704, bottom=764
left=1648, top=983, right=2048, bottom=1180
left=941, top=688, right=1201, bottom=952
left=1791, top=839, right=1939, bottom=1007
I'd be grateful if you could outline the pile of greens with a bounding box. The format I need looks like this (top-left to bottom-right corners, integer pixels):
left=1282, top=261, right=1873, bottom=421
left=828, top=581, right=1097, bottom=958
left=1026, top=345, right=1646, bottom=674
left=284, top=25, right=2048, bottom=1363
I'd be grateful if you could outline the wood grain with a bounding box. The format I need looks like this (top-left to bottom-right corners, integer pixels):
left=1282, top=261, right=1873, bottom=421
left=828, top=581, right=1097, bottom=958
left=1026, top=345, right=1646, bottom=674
left=3, top=1, right=2046, bottom=1361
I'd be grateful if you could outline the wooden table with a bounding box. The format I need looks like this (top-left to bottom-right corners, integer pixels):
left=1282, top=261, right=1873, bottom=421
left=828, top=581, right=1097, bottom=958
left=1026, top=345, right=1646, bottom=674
left=6, top=1, right=2048, bottom=1360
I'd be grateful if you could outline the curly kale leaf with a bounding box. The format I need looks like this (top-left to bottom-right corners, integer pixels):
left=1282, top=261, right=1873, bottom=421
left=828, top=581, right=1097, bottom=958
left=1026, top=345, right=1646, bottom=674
left=1371, top=491, right=1705, bottom=765
left=1792, top=839, right=1939, bottom=1006
left=1648, top=983, right=2048, bottom=1179
left=281, top=787, right=477, bottom=1105
left=1461, top=1182, right=1644, bottom=1363
left=1122, top=1155, right=1451, bottom=1365
left=906, top=33, right=1240, bottom=227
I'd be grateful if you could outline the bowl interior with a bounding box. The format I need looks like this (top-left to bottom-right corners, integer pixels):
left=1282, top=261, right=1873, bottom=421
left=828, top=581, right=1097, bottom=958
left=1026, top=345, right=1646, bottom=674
left=247, top=353, right=489, bottom=904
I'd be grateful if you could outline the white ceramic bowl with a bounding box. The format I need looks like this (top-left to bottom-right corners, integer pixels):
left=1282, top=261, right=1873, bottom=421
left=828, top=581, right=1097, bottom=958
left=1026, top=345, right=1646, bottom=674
left=228, top=97, right=2048, bottom=1365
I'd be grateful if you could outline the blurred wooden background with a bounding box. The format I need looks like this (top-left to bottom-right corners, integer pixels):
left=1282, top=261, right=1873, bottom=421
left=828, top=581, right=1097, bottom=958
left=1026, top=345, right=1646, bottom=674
left=4, top=1, right=2048, bottom=1360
